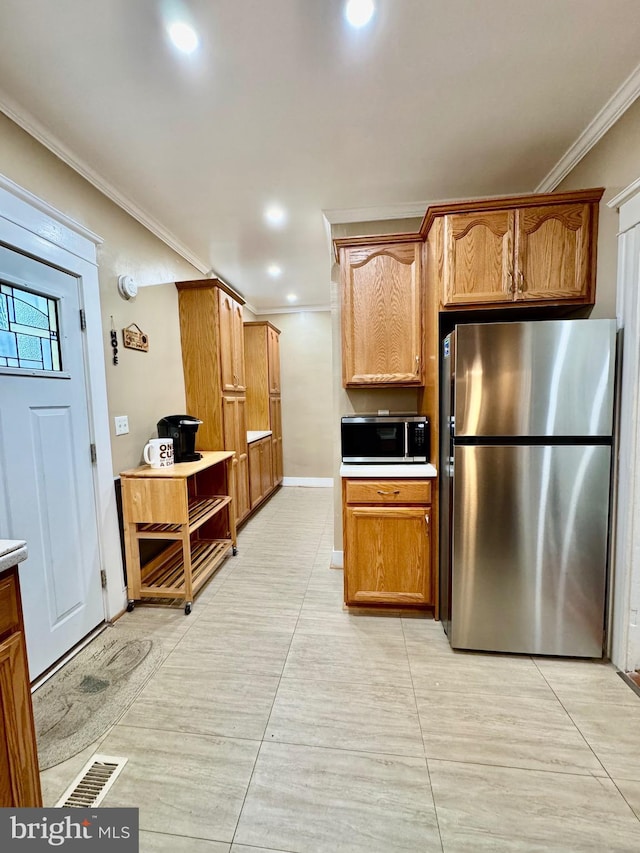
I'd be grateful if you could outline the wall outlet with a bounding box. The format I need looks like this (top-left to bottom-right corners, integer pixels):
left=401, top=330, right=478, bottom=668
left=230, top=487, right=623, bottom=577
left=114, top=415, right=129, bottom=436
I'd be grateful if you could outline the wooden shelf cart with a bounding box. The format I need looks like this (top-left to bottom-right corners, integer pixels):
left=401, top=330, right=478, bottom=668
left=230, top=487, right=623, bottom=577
left=120, top=451, right=237, bottom=614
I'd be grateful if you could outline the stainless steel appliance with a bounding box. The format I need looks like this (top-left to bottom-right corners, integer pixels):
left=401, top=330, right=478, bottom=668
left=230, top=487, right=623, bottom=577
left=440, top=319, right=617, bottom=657
left=341, top=414, right=429, bottom=463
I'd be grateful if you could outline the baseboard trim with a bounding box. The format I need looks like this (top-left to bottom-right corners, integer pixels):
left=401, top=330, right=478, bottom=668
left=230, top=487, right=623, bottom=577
left=331, top=550, right=344, bottom=569
left=282, top=477, right=333, bottom=487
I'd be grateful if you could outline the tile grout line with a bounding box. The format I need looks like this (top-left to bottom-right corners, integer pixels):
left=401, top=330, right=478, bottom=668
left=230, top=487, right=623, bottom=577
left=530, top=657, right=640, bottom=825
left=228, top=490, right=333, bottom=848
left=401, top=617, right=446, bottom=853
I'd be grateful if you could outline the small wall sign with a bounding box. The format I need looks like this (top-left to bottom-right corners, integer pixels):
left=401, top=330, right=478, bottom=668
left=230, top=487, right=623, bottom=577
left=122, top=323, right=149, bottom=352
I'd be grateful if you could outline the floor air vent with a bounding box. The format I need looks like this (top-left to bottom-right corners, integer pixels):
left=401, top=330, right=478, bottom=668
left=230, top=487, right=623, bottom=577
left=55, top=754, right=128, bottom=808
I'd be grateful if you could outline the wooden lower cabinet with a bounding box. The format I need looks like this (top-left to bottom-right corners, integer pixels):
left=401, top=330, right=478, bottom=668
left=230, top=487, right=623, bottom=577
left=343, top=479, right=433, bottom=607
left=222, top=395, right=250, bottom=523
left=270, top=396, right=283, bottom=485
left=248, top=436, right=274, bottom=509
left=0, top=565, right=42, bottom=807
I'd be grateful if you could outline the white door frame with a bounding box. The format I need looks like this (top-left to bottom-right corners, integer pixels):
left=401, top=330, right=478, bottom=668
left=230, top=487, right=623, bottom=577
left=608, top=179, right=640, bottom=672
left=0, top=173, right=126, bottom=619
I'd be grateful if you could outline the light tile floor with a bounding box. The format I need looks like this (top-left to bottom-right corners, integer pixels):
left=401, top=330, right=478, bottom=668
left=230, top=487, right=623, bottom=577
left=40, top=487, right=640, bottom=852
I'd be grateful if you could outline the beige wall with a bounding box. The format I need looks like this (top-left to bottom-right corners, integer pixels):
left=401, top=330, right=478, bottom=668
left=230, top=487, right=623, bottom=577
left=261, top=310, right=333, bottom=479
left=557, top=96, right=640, bottom=318
left=0, top=113, right=202, bottom=473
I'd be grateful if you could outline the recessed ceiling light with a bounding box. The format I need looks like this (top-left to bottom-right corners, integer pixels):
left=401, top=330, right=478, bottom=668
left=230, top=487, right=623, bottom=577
left=345, top=0, right=375, bottom=28
left=267, top=264, right=282, bottom=278
left=264, top=204, right=287, bottom=227
left=286, top=294, right=297, bottom=303
left=167, top=21, right=199, bottom=54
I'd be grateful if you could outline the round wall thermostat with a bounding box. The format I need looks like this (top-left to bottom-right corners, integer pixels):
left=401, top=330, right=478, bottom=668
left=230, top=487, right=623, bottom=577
left=118, top=275, right=138, bottom=300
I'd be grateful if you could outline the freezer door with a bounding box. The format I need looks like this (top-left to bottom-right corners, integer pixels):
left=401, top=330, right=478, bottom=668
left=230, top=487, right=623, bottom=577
left=454, top=319, right=616, bottom=437
left=451, top=443, right=611, bottom=656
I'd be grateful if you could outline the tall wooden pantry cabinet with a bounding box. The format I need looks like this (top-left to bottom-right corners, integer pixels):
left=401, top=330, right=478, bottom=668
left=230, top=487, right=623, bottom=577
left=244, top=321, right=283, bottom=488
left=176, top=279, right=250, bottom=525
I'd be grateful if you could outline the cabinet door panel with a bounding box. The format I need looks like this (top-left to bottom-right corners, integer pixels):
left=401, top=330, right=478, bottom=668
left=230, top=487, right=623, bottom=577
left=233, top=301, right=246, bottom=391
left=443, top=210, right=514, bottom=306
left=0, top=632, right=42, bottom=807
left=342, top=243, right=423, bottom=386
left=218, top=291, right=237, bottom=391
left=248, top=442, right=262, bottom=508
left=270, top=396, right=283, bottom=484
left=515, top=203, right=592, bottom=301
left=261, top=438, right=274, bottom=496
left=223, top=396, right=249, bottom=522
left=268, top=327, right=281, bottom=394
left=344, top=505, right=431, bottom=605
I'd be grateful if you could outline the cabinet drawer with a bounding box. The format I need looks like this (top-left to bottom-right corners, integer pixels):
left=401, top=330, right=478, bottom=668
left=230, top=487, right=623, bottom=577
left=0, top=571, right=20, bottom=637
left=345, top=479, right=432, bottom=505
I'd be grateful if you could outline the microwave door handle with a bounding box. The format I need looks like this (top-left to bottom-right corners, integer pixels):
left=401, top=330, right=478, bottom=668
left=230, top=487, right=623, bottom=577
left=405, top=421, right=409, bottom=460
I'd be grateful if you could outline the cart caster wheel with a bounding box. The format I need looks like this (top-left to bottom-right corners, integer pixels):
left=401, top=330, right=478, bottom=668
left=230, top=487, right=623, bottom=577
left=126, top=600, right=135, bottom=613
left=232, top=546, right=238, bottom=556
left=184, top=603, right=192, bottom=615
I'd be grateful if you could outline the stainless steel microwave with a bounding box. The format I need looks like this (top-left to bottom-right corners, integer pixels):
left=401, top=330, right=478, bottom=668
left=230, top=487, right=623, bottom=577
left=341, top=415, right=430, bottom=463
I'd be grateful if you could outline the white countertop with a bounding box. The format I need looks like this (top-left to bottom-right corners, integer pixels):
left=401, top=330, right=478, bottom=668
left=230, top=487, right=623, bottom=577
left=247, top=430, right=273, bottom=443
left=340, top=463, right=437, bottom=479
left=0, top=539, right=28, bottom=572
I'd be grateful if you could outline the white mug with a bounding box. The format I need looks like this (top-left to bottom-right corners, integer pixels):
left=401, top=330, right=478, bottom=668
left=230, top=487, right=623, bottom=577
left=144, top=438, right=174, bottom=468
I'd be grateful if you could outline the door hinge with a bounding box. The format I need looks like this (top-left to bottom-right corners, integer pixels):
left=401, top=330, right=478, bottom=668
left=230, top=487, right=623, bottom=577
left=90, top=443, right=97, bottom=464
left=100, top=569, right=107, bottom=589
left=79, top=308, right=87, bottom=331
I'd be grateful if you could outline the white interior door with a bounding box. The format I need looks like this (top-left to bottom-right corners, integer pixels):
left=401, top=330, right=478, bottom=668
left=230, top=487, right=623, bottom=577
left=0, top=243, right=104, bottom=679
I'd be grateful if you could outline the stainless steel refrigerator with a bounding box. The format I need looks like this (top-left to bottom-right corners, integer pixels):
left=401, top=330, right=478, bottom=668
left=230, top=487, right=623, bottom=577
left=439, top=319, right=617, bottom=657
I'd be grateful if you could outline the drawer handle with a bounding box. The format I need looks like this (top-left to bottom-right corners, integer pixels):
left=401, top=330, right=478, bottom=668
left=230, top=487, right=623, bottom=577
left=377, top=489, right=401, bottom=495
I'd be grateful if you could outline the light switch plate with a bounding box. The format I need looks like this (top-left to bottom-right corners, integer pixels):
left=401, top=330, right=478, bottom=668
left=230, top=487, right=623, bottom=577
left=114, top=415, right=129, bottom=436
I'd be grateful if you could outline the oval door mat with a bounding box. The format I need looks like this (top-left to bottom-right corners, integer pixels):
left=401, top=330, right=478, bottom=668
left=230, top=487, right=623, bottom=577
left=33, top=624, right=163, bottom=770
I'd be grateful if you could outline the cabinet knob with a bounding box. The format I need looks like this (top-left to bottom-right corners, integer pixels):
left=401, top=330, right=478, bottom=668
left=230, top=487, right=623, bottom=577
left=424, top=513, right=430, bottom=528
left=377, top=489, right=401, bottom=496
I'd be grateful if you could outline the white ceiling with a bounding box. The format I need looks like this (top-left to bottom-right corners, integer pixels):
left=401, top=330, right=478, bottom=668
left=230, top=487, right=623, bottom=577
left=1, top=1, right=640, bottom=311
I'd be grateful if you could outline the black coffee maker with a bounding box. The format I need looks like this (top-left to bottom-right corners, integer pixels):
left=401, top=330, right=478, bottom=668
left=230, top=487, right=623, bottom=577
left=157, top=415, right=203, bottom=463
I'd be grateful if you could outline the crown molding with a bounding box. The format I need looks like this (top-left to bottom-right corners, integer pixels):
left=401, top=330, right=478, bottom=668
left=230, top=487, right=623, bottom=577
left=535, top=60, right=640, bottom=192
left=0, top=92, right=210, bottom=275
left=608, top=176, right=640, bottom=210
left=249, top=303, right=331, bottom=315
left=0, top=172, right=103, bottom=246
left=322, top=201, right=427, bottom=224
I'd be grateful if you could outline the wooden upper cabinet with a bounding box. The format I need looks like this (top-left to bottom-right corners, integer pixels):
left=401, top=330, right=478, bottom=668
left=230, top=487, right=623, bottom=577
left=515, top=203, right=591, bottom=302
left=443, top=210, right=514, bottom=305
left=218, top=289, right=246, bottom=391
left=437, top=189, right=602, bottom=309
left=340, top=241, right=424, bottom=387
left=267, top=326, right=281, bottom=395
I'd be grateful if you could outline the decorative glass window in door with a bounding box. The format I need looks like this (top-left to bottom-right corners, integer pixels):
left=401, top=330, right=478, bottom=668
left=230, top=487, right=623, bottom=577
left=0, top=283, right=61, bottom=370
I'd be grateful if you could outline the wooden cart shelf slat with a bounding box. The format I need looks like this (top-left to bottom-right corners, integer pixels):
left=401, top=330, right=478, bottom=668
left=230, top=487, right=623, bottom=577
left=140, top=541, right=231, bottom=595
left=136, top=495, right=232, bottom=537
left=120, top=451, right=237, bottom=614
